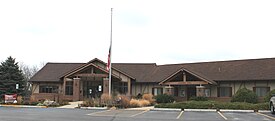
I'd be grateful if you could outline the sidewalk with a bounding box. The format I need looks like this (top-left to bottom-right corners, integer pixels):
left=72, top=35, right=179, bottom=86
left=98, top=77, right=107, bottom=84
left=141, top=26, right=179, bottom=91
left=57, top=101, right=83, bottom=109
left=0, top=104, right=47, bottom=108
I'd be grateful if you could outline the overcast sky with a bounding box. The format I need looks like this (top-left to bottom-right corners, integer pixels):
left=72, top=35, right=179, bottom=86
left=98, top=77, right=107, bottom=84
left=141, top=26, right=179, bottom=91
left=0, top=0, right=275, bottom=66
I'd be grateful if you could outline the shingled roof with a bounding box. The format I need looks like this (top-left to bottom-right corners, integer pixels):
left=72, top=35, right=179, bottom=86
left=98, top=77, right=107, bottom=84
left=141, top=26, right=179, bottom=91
left=29, top=58, right=275, bottom=83
left=29, top=63, right=84, bottom=82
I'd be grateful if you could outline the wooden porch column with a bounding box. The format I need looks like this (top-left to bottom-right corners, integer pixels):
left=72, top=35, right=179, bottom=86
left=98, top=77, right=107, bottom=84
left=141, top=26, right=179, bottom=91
left=63, top=78, right=66, bottom=95
left=103, top=78, right=109, bottom=94
left=73, top=78, right=81, bottom=101
left=127, top=79, right=131, bottom=96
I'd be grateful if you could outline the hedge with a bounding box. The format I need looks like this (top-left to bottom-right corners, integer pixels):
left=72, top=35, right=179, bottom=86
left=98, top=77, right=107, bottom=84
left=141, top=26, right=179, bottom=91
left=155, top=94, right=175, bottom=103
left=231, top=88, right=257, bottom=103
left=264, top=89, right=275, bottom=102
left=155, top=101, right=269, bottom=110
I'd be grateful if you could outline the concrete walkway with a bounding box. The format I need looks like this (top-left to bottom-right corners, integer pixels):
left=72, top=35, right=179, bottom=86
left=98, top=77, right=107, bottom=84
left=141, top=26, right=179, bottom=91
left=57, top=101, right=83, bottom=109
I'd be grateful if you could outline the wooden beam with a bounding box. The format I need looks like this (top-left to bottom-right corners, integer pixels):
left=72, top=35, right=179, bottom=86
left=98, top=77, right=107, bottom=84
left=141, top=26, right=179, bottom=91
left=75, top=73, right=108, bottom=78
left=183, top=72, right=186, bottom=82
left=164, top=81, right=208, bottom=85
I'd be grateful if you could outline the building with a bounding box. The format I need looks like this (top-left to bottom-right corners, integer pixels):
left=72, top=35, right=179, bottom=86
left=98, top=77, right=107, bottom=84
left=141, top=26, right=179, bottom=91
left=29, top=58, right=275, bottom=102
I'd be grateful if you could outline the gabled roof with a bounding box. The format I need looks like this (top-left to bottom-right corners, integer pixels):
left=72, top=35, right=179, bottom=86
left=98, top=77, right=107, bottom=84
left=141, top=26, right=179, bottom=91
left=29, top=57, right=275, bottom=83
left=159, top=68, right=217, bottom=85
left=182, top=58, right=275, bottom=81
left=29, top=63, right=84, bottom=82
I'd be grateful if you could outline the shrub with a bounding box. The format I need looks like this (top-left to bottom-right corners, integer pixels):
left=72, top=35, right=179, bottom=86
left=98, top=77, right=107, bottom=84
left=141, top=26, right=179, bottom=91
left=189, top=96, right=208, bottom=101
left=129, top=99, right=150, bottom=107
left=231, top=88, right=257, bottom=103
left=136, top=93, right=142, bottom=99
left=139, top=99, right=150, bottom=107
left=264, top=89, right=275, bottom=102
left=155, top=94, right=175, bottom=103
left=118, top=95, right=130, bottom=108
left=82, top=98, right=101, bottom=107
left=130, top=99, right=140, bottom=107
left=101, top=93, right=112, bottom=106
left=155, top=101, right=269, bottom=110
left=142, top=94, right=155, bottom=104
left=17, top=96, right=23, bottom=104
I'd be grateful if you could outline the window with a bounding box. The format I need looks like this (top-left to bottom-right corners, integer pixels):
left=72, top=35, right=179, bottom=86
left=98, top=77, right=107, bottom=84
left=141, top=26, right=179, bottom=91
left=152, top=87, right=163, bottom=96
left=118, top=82, right=128, bottom=94
left=204, top=88, right=211, bottom=97
left=218, top=87, right=232, bottom=97
left=65, top=81, right=73, bottom=95
left=253, top=87, right=270, bottom=97
left=39, top=85, right=58, bottom=93
left=113, top=82, right=128, bottom=94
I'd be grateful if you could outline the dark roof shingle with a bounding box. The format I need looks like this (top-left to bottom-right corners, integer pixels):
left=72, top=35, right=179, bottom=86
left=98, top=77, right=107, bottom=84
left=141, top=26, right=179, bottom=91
left=29, top=58, right=275, bottom=83
left=29, top=63, right=84, bottom=82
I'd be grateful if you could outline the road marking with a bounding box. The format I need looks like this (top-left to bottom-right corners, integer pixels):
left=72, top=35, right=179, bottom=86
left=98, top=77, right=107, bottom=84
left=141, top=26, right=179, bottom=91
left=176, top=111, right=184, bottom=119
left=87, top=110, right=111, bottom=116
left=130, top=109, right=149, bottom=117
left=217, top=111, right=228, bottom=120
left=256, top=112, right=275, bottom=120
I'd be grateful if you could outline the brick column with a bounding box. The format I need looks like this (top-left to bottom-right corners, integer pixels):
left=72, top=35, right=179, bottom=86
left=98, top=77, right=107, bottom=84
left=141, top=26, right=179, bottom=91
left=196, top=86, right=205, bottom=97
left=103, top=78, right=109, bottom=94
left=73, top=78, right=81, bottom=101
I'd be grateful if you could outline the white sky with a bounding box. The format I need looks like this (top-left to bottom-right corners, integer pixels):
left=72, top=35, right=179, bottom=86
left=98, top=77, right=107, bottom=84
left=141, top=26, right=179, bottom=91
left=0, top=0, right=275, bottom=66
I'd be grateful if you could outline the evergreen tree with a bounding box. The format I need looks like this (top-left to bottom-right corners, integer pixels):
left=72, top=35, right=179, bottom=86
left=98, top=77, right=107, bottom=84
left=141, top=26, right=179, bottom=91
left=0, top=56, right=25, bottom=98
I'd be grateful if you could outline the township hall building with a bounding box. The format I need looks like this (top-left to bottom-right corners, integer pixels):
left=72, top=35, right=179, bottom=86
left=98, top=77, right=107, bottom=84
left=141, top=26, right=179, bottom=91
left=29, top=58, right=275, bottom=102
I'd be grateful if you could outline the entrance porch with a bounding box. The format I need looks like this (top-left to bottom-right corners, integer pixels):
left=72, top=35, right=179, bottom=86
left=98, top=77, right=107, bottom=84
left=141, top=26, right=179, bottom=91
left=160, top=68, right=216, bottom=101
left=61, top=59, right=133, bottom=101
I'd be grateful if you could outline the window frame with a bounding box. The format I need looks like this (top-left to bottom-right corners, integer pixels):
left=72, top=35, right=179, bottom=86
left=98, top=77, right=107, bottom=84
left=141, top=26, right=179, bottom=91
left=152, top=87, right=163, bottom=96
left=253, top=86, right=270, bottom=97
left=39, top=85, right=59, bottom=93
left=65, top=81, right=73, bottom=95
left=217, top=86, right=232, bottom=97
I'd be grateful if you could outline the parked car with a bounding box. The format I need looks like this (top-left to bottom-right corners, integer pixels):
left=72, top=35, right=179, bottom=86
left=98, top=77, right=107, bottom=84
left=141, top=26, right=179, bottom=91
left=270, top=94, right=275, bottom=114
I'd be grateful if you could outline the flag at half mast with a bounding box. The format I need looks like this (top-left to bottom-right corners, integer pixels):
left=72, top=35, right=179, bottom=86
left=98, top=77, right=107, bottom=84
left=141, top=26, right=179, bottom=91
left=106, top=43, right=111, bottom=71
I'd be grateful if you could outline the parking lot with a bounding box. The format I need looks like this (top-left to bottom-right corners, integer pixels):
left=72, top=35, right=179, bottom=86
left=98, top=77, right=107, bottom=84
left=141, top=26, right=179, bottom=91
left=1, top=107, right=275, bottom=121
left=87, top=109, right=275, bottom=121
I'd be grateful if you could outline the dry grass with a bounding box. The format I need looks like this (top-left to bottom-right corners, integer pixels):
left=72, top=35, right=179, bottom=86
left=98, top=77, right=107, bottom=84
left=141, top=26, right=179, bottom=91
left=130, top=99, right=140, bottom=107
left=130, top=99, right=150, bottom=107
left=142, top=93, right=155, bottom=104
left=118, top=95, right=130, bottom=108
left=17, top=96, right=23, bottom=104
left=101, top=93, right=112, bottom=106
left=139, top=99, right=150, bottom=107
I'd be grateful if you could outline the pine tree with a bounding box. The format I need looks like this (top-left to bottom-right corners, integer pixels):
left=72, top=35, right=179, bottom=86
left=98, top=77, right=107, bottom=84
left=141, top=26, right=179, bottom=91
left=0, top=56, right=25, bottom=98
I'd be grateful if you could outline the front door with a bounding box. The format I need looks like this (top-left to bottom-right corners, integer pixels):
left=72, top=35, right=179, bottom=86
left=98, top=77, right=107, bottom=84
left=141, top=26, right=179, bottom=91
left=187, top=86, right=196, bottom=99
left=83, top=81, right=103, bottom=98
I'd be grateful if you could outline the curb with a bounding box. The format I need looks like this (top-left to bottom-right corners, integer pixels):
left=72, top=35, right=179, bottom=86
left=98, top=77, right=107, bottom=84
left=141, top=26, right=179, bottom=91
left=219, top=109, right=254, bottom=113
left=152, top=108, right=271, bottom=113
left=258, top=110, right=270, bottom=113
left=0, top=104, right=47, bottom=108
left=80, top=107, right=108, bottom=110
left=184, top=109, right=216, bottom=112
left=151, top=108, right=181, bottom=111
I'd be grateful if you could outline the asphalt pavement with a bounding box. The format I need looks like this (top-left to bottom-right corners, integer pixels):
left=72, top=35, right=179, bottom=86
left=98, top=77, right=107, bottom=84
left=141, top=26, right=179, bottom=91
left=0, top=107, right=275, bottom=121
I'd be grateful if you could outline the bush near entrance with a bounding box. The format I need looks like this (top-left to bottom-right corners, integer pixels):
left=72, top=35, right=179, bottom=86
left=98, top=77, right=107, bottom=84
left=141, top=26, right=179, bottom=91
left=155, top=94, right=175, bottom=103
left=155, top=101, right=269, bottom=110
left=264, top=89, right=275, bottom=102
left=231, top=88, right=258, bottom=103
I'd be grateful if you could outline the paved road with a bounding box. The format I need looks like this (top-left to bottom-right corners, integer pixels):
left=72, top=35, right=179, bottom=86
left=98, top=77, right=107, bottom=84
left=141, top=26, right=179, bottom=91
left=0, top=107, right=275, bottom=121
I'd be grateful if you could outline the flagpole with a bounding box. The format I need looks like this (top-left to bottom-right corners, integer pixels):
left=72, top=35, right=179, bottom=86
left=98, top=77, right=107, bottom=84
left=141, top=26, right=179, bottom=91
left=108, top=8, right=113, bottom=96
